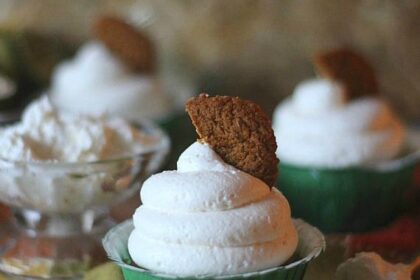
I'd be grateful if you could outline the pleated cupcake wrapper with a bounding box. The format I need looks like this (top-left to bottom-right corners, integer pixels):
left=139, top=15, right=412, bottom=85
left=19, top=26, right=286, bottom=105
left=277, top=145, right=420, bottom=233
left=103, top=219, right=325, bottom=280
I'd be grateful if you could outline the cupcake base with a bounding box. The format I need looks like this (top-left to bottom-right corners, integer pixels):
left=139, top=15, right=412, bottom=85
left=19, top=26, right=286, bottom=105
left=103, top=219, right=325, bottom=280
left=277, top=150, right=418, bottom=233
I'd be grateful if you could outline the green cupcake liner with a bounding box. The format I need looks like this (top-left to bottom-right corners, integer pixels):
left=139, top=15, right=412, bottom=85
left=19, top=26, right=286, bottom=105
left=277, top=148, right=419, bottom=233
left=103, top=219, right=325, bottom=280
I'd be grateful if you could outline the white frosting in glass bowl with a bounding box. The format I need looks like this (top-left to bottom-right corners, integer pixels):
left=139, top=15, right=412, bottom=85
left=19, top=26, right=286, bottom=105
left=0, top=96, right=156, bottom=162
left=0, top=97, right=170, bottom=213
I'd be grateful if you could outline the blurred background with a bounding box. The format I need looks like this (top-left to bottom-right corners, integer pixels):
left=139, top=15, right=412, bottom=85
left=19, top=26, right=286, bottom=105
left=0, top=0, right=419, bottom=120
left=0, top=2, right=419, bottom=279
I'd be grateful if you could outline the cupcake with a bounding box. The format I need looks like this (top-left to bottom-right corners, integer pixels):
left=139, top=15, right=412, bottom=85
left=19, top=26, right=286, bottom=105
left=49, top=16, right=195, bottom=168
left=103, top=94, right=325, bottom=280
left=50, top=16, right=172, bottom=121
left=272, top=48, right=419, bottom=232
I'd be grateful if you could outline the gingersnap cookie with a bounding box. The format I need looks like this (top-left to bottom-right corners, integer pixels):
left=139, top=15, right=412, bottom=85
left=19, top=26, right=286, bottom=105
left=93, top=16, right=155, bottom=73
left=186, top=93, right=278, bottom=187
left=314, top=48, right=379, bottom=99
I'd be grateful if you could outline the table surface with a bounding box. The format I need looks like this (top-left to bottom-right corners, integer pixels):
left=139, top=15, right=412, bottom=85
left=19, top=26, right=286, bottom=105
left=0, top=237, right=346, bottom=280
left=1, top=203, right=418, bottom=280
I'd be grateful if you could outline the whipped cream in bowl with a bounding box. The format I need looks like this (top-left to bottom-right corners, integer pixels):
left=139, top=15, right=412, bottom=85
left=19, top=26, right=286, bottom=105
left=0, top=97, right=170, bottom=279
left=103, top=142, right=325, bottom=280
left=0, top=96, right=169, bottom=213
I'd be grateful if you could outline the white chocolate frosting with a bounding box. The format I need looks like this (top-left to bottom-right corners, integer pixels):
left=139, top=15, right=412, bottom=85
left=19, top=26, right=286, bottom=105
left=273, top=79, right=405, bottom=168
left=50, top=42, right=172, bottom=121
left=129, top=142, right=298, bottom=276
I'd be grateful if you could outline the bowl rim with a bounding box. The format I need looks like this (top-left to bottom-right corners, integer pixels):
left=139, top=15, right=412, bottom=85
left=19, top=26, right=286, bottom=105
left=0, top=118, right=170, bottom=168
left=102, top=218, right=326, bottom=279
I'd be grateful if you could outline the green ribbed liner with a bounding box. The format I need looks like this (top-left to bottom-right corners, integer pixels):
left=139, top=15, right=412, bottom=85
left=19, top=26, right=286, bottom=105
left=103, top=219, right=325, bottom=280
left=277, top=148, right=419, bottom=233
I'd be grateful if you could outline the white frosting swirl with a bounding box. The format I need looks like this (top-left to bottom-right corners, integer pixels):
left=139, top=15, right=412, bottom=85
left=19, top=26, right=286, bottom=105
left=129, top=142, right=298, bottom=276
left=273, top=79, right=405, bottom=168
left=50, top=42, right=172, bottom=120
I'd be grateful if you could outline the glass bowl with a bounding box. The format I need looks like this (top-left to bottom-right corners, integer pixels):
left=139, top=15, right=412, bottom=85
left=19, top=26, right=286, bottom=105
left=0, top=120, right=170, bottom=280
left=103, top=219, right=325, bottom=280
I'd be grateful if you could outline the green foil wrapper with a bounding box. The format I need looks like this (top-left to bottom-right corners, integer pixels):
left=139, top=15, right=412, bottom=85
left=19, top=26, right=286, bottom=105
left=103, top=219, right=325, bottom=280
left=277, top=148, right=419, bottom=233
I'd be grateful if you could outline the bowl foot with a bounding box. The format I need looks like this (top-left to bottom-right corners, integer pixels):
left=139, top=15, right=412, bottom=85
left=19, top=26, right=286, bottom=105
left=0, top=208, right=114, bottom=279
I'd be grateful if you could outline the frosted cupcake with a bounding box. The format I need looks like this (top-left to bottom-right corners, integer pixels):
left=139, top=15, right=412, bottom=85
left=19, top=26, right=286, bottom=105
left=274, top=79, right=405, bottom=168
left=130, top=141, right=298, bottom=276
left=50, top=16, right=173, bottom=121
left=273, top=48, right=419, bottom=232
left=103, top=94, right=325, bottom=280
left=49, top=16, right=195, bottom=168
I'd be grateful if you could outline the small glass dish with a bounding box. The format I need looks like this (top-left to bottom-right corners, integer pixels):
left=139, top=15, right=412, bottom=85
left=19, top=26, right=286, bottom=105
left=0, top=121, right=170, bottom=279
left=103, top=219, right=325, bottom=280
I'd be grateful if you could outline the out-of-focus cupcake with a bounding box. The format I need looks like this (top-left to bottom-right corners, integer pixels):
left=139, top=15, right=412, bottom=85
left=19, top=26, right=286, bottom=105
left=51, top=16, right=172, bottom=121
left=272, top=48, right=419, bottom=233
left=50, top=41, right=172, bottom=121
left=49, top=16, right=196, bottom=168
